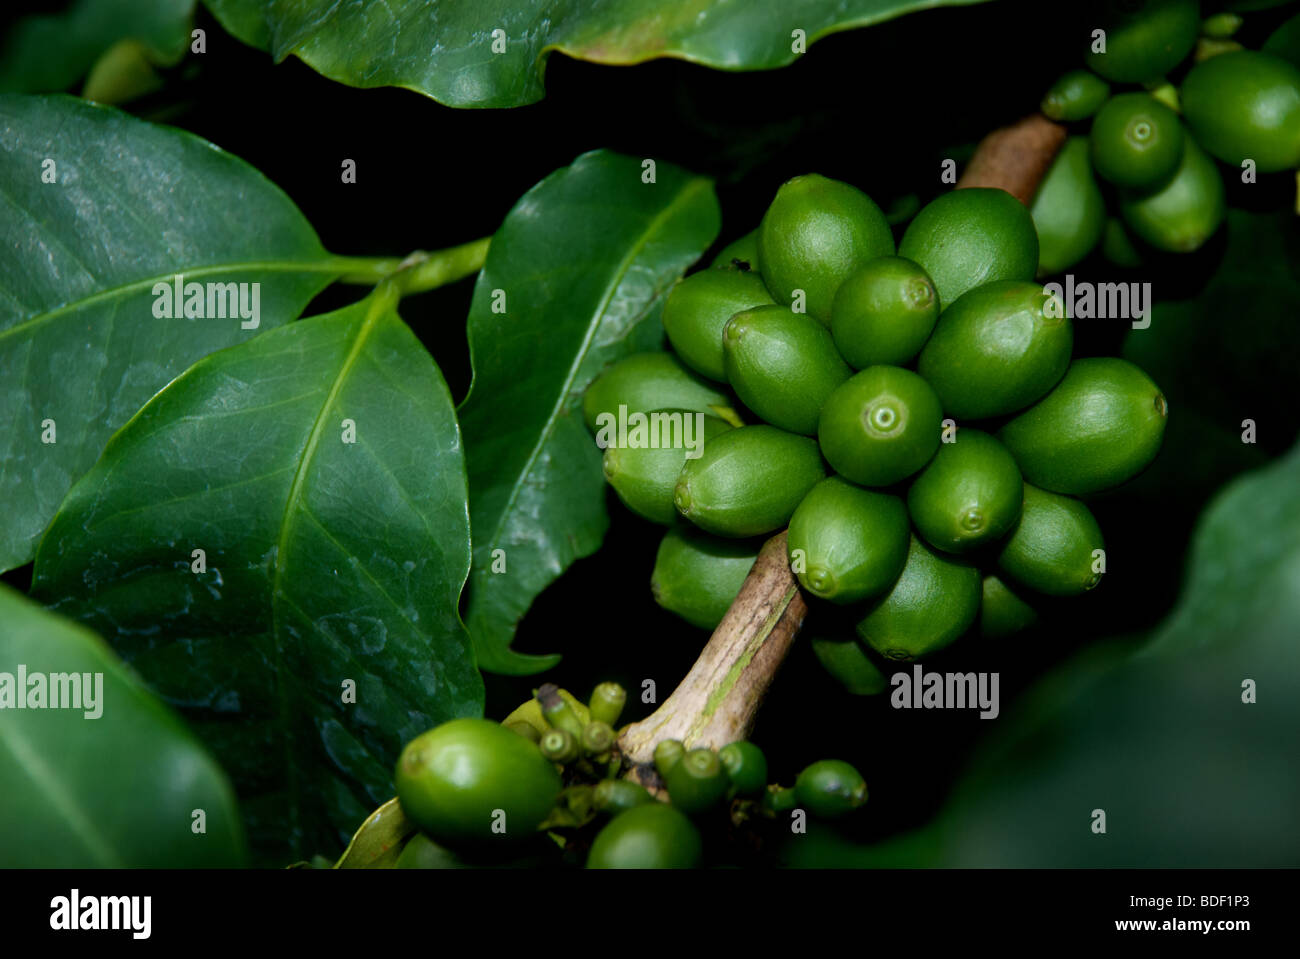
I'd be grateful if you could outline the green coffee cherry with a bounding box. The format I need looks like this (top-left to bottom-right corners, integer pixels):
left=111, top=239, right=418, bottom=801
left=393, top=832, right=553, bottom=869
left=663, top=269, right=774, bottom=381
left=588, top=682, right=627, bottom=728
left=602, top=411, right=731, bottom=524
left=980, top=574, right=1040, bottom=639
left=1201, top=12, right=1243, bottom=39
left=395, top=718, right=563, bottom=847
left=794, top=760, right=868, bottom=819
left=587, top=803, right=703, bottom=869
left=898, top=188, right=1039, bottom=309
left=830, top=256, right=940, bottom=368
left=818, top=366, right=943, bottom=487
left=786, top=477, right=910, bottom=604
left=1181, top=50, right=1300, bottom=172
left=757, top=173, right=895, bottom=324
left=855, top=535, right=980, bottom=661
left=395, top=831, right=468, bottom=869
left=1085, top=0, right=1201, bottom=84
left=1119, top=137, right=1225, bottom=252
left=917, top=281, right=1072, bottom=420
left=539, top=727, right=580, bottom=764
left=581, top=721, right=616, bottom=757
left=882, top=192, right=922, bottom=225
left=718, top=741, right=768, bottom=797
left=653, top=739, right=686, bottom=780
left=650, top=525, right=760, bottom=630
left=761, top=786, right=799, bottom=815
left=907, top=429, right=1023, bottom=555
left=674, top=425, right=825, bottom=536
left=1041, top=69, right=1111, bottom=121
left=665, top=748, right=731, bottom=815
left=710, top=228, right=761, bottom=272
left=592, top=779, right=654, bottom=816
left=996, top=484, right=1104, bottom=597
left=1031, top=137, right=1106, bottom=277
left=1090, top=93, right=1185, bottom=189
left=810, top=637, right=888, bottom=695
left=723, top=305, right=852, bottom=435
left=998, top=358, right=1168, bottom=495
left=583, top=352, right=731, bottom=433
left=1102, top=216, right=1144, bottom=268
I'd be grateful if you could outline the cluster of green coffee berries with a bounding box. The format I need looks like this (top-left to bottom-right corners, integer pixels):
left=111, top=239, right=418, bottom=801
left=585, top=165, right=1168, bottom=687
left=1034, top=0, right=1300, bottom=268
left=389, top=681, right=867, bottom=868
left=585, top=741, right=866, bottom=869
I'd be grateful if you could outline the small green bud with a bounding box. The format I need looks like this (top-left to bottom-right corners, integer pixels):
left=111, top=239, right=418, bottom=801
left=588, top=682, right=628, bottom=727
left=539, top=728, right=580, bottom=765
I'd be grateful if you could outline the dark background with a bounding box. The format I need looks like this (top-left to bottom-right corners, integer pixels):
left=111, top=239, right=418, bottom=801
left=4, top=0, right=1296, bottom=853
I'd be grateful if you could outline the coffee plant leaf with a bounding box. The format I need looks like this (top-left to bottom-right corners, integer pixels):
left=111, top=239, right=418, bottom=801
left=460, top=150, right=719, bottom=675
left=0, top=585, right=247, bottom=867
left=0, top=94, right=342, bottom=572
left=203, top=0, right=996, bottom=108
left=0, top=0, right=194, bottom=95
left=32, top=288, right=482, bottom=862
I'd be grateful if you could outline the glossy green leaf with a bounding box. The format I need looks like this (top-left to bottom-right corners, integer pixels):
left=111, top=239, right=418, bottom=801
left=940, top=445, right=1300, bottom=867
left=32, top=288, right=482, bottom=861
left=203, top=0, right=995, bottom=109
left=0, top=0, right=194, bottom=95
left=0, top=585, right=246, bottom=867
left=459, top=150, right=719, bottom=674
left=0, top=94, right=344, bottom=572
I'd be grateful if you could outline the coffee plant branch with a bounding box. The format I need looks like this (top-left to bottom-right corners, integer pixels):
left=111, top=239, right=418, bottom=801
left=957, top=114, right=1069, bottom=204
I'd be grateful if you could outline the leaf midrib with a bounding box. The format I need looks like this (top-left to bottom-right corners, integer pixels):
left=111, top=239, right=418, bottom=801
left=266, top=293, right=387, bottom=852
left=0, top=712, right=124, bottom=867
left=470, top=175, right=711, bottom=583
left=0, top=257, right=346, bottom=346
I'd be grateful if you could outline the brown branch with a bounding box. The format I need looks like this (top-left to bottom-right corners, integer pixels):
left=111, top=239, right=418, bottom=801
left=618, top=532, right=805, bottom=795
left=956, top=113, right=1068, bottom=205
left=616, top=117, right=1066, bottom=793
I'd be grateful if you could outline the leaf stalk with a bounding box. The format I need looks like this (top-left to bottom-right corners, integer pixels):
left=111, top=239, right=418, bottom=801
left=333, top=237, right=491, bottom=294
